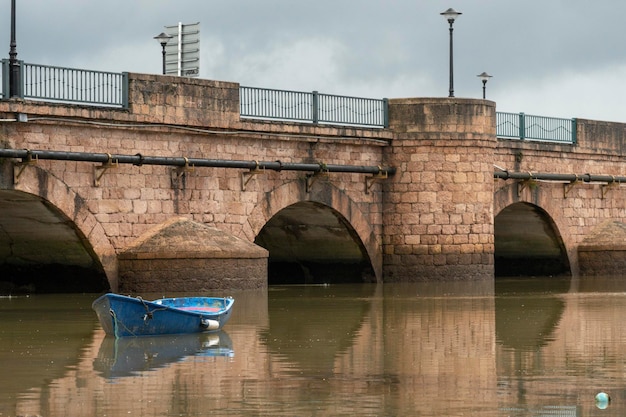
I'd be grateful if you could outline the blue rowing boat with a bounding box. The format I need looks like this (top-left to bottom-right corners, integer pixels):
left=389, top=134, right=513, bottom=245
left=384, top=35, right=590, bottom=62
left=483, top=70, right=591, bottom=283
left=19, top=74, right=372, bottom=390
left=92, top=293, right=234, bottom=338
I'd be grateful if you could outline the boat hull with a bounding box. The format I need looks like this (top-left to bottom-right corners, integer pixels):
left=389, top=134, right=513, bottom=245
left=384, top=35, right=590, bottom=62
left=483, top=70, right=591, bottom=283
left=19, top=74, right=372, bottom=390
left=92, top=293, right=234, bottom=338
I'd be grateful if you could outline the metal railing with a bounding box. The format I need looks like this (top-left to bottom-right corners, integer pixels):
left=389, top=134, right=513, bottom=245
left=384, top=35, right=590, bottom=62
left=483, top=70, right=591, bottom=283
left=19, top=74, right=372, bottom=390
left=240, top=86, right=389, bottom=128
left=0, top=60, right=128, bottom=108
left=1, top=60, right=579, bottom=142
left=496, top=111, right=576, bottom=144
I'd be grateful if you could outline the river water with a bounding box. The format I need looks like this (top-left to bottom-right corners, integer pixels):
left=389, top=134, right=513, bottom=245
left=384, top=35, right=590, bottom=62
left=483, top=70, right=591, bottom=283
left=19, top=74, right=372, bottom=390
left=1, top=277, right=625, bottom=417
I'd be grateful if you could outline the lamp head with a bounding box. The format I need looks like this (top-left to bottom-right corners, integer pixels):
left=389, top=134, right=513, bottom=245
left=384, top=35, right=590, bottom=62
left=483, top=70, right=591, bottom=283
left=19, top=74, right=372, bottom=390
left=153, top=32, right=173, bottom=47
left=440, top=8, right=462, bottom=23
left=477, top=72, right=493, bottom=83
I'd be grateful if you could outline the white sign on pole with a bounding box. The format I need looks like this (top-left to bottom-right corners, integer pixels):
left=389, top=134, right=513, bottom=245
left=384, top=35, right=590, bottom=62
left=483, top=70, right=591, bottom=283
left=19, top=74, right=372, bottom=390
left=164, top=22, right=200, bottom=77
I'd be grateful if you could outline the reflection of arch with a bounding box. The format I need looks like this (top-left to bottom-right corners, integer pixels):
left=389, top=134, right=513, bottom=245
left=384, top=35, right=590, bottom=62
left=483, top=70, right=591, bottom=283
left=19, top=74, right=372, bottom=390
left=494, top=183, right=571, bottom=277
left=261, top=285, right=374, bottom=370
left=244, top=180, right=382, bottom=281
left=495, top=279, right=566, bottom=350
left=13, top=165, right=118, bottom=290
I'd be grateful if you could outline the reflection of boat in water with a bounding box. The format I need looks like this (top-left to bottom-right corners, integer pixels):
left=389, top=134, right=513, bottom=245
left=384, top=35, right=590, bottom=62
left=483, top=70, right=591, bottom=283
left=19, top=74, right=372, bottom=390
left=94, top=331, right=234, bottom=378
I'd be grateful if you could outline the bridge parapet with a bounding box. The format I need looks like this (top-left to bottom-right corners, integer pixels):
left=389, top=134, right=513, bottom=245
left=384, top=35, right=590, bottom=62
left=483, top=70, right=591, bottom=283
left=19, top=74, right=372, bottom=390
left=0, top=72, right=393, bottom=144
left=3, top=61, right=581, bottom=145
left=496, top=117, right=626, bottom=176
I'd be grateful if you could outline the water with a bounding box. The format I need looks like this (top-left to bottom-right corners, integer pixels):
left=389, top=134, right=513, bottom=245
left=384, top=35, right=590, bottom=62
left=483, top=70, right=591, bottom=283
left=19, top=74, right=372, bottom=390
left=1, top=278, right=625, bottom=416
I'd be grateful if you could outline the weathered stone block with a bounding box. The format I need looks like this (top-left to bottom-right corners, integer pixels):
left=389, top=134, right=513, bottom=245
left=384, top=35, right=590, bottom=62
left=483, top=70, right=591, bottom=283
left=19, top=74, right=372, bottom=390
left=118, top=217, right=268, bottom=292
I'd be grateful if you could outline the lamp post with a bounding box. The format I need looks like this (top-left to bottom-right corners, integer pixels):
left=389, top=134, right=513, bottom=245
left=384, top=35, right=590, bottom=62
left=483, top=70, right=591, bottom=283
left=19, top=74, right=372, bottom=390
left=440, top=8, right=462, bottom=98
left=477, top=72, right=492, bottom=99
left=9, top=0, right=20, bottom=97
left=153, top=32, right=173, bottom=75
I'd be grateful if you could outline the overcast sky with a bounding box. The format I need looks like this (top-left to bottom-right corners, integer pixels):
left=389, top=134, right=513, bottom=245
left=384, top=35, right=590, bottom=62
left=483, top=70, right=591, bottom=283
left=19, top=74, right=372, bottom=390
left=2, top=1, right=625, bottom=123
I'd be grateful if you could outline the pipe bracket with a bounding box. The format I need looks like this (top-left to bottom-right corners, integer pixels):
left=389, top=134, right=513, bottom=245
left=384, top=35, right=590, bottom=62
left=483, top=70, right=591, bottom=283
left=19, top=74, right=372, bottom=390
left=305, top=162, right=330, bottom=193
left=602, top=176, right=618, bottom=199
left=517, top=177, right=537, bottom=197
left=170, top=157, right=195, bottom=188
left=172, top=157, right=195, bottom=177
left=93, top=153, right=118, bottom=187
left=365, top=167, right=388, bottom=194
left=13, top=149, right=38, bottom=185
left=241, top=161, right=264, bottom=191
left=563, top=175, right=580, bottom=198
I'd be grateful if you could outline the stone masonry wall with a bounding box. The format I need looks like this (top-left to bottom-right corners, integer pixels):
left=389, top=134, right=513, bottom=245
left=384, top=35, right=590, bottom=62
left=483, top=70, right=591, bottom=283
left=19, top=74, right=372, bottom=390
left=5, top=70, right=626, bottom=286
left=0, top=73, right=391, bottom=290
left=383, top=98, right=497, bottom=281
left=494, top=118, right=626, bottom=275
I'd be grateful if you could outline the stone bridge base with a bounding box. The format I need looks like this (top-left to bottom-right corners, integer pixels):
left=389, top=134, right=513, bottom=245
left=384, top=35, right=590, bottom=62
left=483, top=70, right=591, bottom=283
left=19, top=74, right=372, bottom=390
left=118, top=218, right=268, bottom=293
left=577, top=221, right=626, bottom=276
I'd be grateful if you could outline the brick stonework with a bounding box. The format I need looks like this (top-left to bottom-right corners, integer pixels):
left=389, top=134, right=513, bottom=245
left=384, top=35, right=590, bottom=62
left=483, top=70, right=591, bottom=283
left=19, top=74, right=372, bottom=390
left=0, top=74, right=389, bottom=290
left=494, top=119, right=626, bottom=275
left=4, top=73, right=626, bottom=288
left=117, top=217, right=268, bottom=291
left=383, top=98, right=496, bottom=281
left=119, top=257, right=268, bottom=292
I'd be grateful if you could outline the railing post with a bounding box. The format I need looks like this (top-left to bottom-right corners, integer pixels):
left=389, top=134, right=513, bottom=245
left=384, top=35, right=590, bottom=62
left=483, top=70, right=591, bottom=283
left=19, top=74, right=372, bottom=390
left=121, top=72, right=129, bottom=109
left=312, top=90, right=319, bottom=124
left=0, top=59, right=7, bottom=98
left=383, top=98, right=389, bottom=128
left=571, top=118, right=577, bottom=144
left=18, top=59, right=24, bottom=98
left=1, top=59, right=23, bottom=99
left=519, top=112, right=525, bottom=140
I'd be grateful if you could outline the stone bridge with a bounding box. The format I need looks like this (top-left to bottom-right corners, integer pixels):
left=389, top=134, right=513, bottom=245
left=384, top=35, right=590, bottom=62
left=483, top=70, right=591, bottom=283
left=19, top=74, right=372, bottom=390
left=1, top=72, right=625, bottom=293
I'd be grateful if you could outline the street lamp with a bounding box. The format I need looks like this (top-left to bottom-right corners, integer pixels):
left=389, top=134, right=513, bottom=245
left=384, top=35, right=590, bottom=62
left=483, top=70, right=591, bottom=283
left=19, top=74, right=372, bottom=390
left=153, top=32, right=173, bottom=75
left=477, top=72, right=492, bottom=99
left=9, top=0, right=20, bottom=97
left=440, top=8, right=462, bottom=98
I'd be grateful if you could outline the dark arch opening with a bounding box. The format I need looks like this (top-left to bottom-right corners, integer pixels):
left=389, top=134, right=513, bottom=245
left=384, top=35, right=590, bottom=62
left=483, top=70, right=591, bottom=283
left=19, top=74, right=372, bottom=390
left=494, top=202, right=570, bottom=277
left=254, top=202, right=375, bottom=285
left=0, top=190, right=109, bottom=294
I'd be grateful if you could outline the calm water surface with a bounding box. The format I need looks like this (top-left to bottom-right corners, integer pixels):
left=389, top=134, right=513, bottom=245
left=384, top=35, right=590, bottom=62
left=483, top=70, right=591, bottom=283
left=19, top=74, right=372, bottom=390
left=1, top=277, right=626, bottom=416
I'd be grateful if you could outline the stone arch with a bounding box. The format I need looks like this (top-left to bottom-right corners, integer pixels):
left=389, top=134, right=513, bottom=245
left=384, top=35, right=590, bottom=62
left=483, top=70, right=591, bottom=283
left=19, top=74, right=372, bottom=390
left=12, top=165, right=119, bottom=290
left=244, top=179, right=382, bottom=281
left=493, top=181, right=573, bottom=276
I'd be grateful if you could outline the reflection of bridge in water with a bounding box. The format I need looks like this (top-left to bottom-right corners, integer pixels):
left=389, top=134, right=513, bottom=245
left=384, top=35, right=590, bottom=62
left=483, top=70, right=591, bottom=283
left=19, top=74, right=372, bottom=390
left=4, top=281, right=626, bottom=415
left=261, top=285, right=374, bottom=372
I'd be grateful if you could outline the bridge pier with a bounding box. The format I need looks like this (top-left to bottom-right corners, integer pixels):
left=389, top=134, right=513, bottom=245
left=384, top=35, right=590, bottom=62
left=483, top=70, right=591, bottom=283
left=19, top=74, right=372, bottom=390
left=383, top=98, right=497, bottom=281
left=118, top=217, right=268, bottom=293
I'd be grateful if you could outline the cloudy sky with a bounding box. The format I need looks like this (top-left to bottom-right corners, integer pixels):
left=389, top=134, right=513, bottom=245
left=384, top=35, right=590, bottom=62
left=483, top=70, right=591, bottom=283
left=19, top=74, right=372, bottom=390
left=1, top=1, right=625, bottom=122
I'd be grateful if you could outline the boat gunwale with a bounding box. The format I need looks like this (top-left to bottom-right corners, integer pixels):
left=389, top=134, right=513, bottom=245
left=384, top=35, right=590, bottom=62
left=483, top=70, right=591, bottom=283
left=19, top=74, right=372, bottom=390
left=93, top=293, right=233, bottom=316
